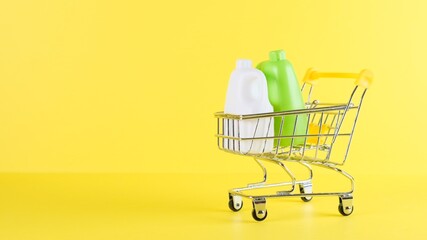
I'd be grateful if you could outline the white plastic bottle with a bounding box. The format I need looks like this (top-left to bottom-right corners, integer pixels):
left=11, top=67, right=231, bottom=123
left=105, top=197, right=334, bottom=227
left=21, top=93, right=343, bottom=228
left=224, top=59, right=274, bottom=154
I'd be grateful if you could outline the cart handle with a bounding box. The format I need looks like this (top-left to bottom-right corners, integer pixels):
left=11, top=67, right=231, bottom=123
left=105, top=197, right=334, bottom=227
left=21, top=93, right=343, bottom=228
left=303, top=68, right=373, bottom=88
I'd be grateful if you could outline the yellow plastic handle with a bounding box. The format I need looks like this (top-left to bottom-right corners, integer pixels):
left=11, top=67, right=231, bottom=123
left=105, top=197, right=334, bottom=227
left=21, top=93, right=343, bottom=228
left=303, top=68, right=373, bottom=88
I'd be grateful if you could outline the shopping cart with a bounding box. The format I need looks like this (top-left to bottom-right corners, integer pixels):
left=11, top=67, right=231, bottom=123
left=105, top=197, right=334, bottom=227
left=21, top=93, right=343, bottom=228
left=214, top=68, right=373, bottom=221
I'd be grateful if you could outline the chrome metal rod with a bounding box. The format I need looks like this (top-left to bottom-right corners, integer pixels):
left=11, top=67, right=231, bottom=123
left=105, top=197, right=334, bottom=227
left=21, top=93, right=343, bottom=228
left=276, top=116, right=285, bottom=155
left=214, top=105, right=358, bottom=120
left=276, top=161, right=297, bottom=193
left=343, top=88, right=367, bottom=164
left=314, top=112, right=324, bottom=160
left=237, top=119, right=240, bottom=152
left=287, top=113, right=301, bottom=160
left=327, top=86, right=358, bottom=160
left=230, top=179, right=311, bottom=193
left=229, top=191, right=353, bottom=199
left=247, top=158, right=268, bottom=187
left=230, top=162, right=354, bottom=199
left=299, top=161, right=314, bottom=181
left=215, top=133, right=351, bottom=140
left=261, top=117, right=273, bottom=153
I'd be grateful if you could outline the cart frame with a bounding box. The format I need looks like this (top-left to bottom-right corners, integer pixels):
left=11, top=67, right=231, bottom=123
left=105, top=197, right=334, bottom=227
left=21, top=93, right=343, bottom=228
left=214, top=68, right=373, bottom=221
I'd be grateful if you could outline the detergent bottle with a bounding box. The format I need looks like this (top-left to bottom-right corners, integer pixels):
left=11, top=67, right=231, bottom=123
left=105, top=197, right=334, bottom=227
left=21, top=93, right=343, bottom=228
left=257, top=50, right=307, bottom=147
left=224, top=59, right=274, bottom=154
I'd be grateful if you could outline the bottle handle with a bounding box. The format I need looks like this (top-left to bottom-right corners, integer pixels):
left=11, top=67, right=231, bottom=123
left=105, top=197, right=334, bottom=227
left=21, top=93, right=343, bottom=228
left=240, top=70, right=268, bottom=102
left=303, top=68, right=373, bottom=88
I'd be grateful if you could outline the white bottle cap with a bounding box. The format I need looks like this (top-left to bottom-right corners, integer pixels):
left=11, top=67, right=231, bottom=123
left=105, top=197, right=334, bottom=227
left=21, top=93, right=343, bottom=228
left=236, top=59, right=252, bottom=69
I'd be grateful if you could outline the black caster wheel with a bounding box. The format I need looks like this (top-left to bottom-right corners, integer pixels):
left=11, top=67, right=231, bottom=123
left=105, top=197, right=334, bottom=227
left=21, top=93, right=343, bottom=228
left=228, top=195, right=243, bottom=212
left=252, top=209, right=268, bottom=221
left=299, top=183, right=313, bottom=202
left=338, top=196, right=354, bottom=216
left=301, top=196, right=313, bottom=202
left=338, top=204, right=353, bottom=216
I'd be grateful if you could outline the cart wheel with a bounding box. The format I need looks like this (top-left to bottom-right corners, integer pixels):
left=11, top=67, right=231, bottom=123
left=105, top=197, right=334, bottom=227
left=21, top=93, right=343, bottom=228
left=252, top=209, right=268, bottom=221
left=338, top=195, right=353, bottom=216
left=252, top=197, right=267, bottom=221
left=299, top=182, right=313, bottom=202
left=301, top=196, right=312, bottom=202
left=228, top=195, right=243, bottom=212
left=338, top=204, right=353, bottom=216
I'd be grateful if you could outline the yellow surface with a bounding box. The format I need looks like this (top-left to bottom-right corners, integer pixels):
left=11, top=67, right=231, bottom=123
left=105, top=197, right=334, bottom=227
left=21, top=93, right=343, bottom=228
left=0, top=173, right=426, bottom=240
left=0, top=0, right=427, bottom=239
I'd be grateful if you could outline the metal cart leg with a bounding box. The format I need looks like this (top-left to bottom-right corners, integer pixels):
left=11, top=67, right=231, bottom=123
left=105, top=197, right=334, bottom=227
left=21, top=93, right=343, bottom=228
left=247, top=158, right=267, bottom=187
left=298, top=162, right=313, bottom=202
left=275, top=161, right=296, bottom=195
left=310, top=162, right=355, bottom=216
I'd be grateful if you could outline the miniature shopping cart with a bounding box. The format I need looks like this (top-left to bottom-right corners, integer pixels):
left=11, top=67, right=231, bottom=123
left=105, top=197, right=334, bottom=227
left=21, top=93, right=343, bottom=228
left=214, top=68, right=373, bottom=221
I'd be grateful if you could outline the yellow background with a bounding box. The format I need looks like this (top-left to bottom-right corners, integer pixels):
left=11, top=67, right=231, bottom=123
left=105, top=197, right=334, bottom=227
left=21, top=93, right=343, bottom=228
left=0, top=0, right=426, bottom=239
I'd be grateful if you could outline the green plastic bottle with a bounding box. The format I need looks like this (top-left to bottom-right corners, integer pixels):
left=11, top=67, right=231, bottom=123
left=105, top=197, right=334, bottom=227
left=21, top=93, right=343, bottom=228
left=257, top=50, right=308, bottom=147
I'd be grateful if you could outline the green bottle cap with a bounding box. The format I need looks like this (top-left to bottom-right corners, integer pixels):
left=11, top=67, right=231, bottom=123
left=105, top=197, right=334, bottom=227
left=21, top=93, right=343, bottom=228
left=269, top=50, right=286, bottom=61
